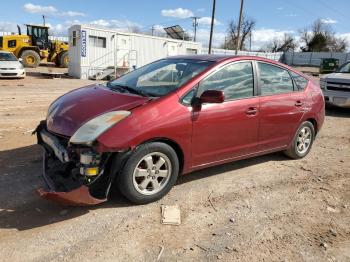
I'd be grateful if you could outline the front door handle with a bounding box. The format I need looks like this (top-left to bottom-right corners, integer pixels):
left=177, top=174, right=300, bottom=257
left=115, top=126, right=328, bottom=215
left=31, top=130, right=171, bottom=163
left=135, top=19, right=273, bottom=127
left=246, top=107, right=258, bottom=115
left=295, top=100, right=303, bottom=107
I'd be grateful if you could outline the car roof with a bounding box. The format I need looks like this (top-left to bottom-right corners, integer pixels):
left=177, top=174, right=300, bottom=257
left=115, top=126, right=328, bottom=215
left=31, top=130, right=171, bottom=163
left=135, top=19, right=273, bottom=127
left=168, top=54, right=238, bottom=62
left=167, top=54, right=282, bottom=64
left=0, top=50, right=12, bottom=54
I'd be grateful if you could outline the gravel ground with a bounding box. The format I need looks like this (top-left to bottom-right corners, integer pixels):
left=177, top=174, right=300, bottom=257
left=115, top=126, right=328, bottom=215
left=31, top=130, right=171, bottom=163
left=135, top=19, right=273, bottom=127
left=0, top=67, right=349, bottom=262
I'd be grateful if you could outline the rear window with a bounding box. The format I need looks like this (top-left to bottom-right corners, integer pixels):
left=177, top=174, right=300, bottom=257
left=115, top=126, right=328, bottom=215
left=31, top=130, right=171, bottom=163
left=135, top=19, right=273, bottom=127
left=290, top=71, right=308, bottom=90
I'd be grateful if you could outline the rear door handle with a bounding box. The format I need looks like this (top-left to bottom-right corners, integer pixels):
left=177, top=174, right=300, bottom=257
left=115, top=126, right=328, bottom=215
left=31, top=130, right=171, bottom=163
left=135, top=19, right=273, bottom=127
left=295, top=101, right=303, bottom=107
left=246, top=107, right=258, bottom=115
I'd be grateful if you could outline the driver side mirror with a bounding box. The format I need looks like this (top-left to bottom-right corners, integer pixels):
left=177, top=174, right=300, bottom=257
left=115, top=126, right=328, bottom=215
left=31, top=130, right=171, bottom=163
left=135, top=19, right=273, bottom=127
left=18, top=58, right=23, bottom=63
left=200, top=90, right=225, bottom=103
left=192, top=89, right=225, bottom=108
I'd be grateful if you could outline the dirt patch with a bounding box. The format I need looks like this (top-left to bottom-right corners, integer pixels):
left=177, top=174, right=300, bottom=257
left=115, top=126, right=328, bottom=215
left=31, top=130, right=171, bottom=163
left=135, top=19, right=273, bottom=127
left=0, top=66, right=349, bottom=261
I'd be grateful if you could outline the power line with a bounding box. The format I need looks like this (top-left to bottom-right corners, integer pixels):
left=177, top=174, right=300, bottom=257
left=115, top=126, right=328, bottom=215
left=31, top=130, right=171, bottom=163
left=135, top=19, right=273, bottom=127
left=317, top=0, right=350, bottom=23
left=283, top=0, right=350, bottom=32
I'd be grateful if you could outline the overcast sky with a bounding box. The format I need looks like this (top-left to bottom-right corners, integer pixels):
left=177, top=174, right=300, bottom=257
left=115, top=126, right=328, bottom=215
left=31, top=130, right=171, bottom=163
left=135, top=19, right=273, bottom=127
left=1, top=0, right=349, bottom=50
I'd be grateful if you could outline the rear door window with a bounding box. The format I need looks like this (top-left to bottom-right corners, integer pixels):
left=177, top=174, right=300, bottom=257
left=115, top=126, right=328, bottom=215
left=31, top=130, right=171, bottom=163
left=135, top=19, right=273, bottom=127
left=258, top=62, right=294, bottom=95
left=199, top=61, right=254, bottom=101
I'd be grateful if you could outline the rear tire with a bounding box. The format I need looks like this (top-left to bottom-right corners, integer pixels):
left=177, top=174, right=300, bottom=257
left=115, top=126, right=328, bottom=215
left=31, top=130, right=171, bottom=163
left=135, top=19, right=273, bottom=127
left=284, top=121, right=315, bottom=159
left=59, top=51, right=69, bottom=68
left=54, top=55, right=60, bottom=67
left=117, top=142, right=179, bottom=204
left=21, top=50, right=40, bottom=68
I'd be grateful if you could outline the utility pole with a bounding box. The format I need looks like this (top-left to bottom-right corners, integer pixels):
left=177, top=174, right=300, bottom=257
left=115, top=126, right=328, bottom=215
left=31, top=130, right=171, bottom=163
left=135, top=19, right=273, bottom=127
left=191, top=16, right=200, bottom=42
left=151, top=25, right=155, bottom=36
left=42, top=15, right=46, bottom=26
left=208, top=0, right=216, bottom=54
left=235, top=0, right=244, bottom=55
left=249, top=30, right=252, bottom=51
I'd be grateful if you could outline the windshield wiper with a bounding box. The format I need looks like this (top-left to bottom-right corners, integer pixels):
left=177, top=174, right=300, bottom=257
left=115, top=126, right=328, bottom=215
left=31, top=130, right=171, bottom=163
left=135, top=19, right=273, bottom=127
left=107, top=83, right=148, bottom=97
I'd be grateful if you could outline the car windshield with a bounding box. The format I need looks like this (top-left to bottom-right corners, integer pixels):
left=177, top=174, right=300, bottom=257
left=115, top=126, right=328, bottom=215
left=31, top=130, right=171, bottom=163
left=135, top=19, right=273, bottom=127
left=338, top=62, right=350, bottom=73
left=107, top=59, right=214, bottom=97
left=0, top=52, right=17, bottom=61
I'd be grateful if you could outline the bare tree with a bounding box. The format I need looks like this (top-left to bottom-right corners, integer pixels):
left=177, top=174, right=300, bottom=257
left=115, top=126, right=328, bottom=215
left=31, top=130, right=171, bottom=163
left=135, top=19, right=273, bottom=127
left=328, top=37, right=348, bottom=52
left=300, top=19, right=348, bottom=52
left=265, top=33, right=297, bottom=52
left=222, top=15, right=255, bottom=50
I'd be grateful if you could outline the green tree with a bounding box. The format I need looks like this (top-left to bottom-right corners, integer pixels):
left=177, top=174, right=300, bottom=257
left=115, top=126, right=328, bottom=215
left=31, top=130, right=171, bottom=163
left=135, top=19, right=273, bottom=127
left=300, top=19, right=347, bottom=52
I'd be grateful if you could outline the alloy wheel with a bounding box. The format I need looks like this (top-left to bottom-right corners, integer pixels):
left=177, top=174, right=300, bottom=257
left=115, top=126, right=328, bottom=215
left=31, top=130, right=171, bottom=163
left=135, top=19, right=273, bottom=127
left=132, top=152, right=172, bottom=195
left=296, top=126, right=312, bottom=155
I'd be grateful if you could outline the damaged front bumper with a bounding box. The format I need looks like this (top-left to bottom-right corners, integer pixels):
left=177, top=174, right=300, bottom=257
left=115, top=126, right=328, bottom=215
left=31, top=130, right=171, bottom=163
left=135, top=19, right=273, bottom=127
left=35, top=121, right=128, bottom=206
left=37, top=149, right=107, bottom=206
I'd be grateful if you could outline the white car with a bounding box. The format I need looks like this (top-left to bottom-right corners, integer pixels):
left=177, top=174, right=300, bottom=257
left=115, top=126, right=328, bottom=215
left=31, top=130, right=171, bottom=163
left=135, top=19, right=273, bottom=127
left=320, top=61, right=350, bottom=108
left=0, top=51, right=26, bottom=78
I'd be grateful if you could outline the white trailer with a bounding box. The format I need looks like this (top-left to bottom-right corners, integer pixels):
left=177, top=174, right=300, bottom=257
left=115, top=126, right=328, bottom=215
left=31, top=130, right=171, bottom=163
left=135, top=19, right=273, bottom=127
left=68, top=25, right=201, bottom=79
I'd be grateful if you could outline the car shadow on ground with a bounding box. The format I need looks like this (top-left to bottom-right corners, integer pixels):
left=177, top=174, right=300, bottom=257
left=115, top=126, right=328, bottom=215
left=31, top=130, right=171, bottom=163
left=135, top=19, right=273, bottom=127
left=0, top=143, right=291, bottom=231
left=177, top=152, right=287, bottom=185
left=0, top=144, right=132, bottom=231
left=326, top=106, right=350, bottom=118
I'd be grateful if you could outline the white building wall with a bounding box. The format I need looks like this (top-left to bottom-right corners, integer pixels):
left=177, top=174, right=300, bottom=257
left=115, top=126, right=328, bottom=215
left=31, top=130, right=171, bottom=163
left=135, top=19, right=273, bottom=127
left=132, top=35, right=165, bottom=66
left=68, top=25, right=201, bottom=79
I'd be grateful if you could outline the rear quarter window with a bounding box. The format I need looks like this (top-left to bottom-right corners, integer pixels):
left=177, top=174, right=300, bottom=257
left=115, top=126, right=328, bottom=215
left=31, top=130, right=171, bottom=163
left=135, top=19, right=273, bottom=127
left=290, top=71, right=308, bottom=90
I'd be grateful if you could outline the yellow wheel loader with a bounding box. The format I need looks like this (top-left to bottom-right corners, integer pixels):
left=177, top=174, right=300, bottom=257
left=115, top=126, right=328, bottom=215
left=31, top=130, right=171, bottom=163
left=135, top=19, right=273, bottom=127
left=0, top=24, right=69, bottom=68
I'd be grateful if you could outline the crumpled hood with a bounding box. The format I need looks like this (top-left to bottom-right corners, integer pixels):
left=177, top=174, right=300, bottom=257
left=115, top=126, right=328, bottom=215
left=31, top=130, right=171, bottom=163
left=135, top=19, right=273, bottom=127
left=47, top=84, right=149, bottom=137
left=322, top=73, right=350, bottom=83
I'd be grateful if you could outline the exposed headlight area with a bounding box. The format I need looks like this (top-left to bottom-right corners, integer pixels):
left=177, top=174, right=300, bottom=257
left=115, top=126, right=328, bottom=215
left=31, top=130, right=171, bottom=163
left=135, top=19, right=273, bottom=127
left=69, top=110, right=131, bottom=145
left=79, top=150, right=102, bottom=179
left=62, top=145, right=109, bottom=185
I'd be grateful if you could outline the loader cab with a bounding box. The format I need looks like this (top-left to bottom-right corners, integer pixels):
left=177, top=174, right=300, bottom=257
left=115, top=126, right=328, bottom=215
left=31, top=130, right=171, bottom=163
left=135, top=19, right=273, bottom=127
left=26, top=24, right=50, bottom=50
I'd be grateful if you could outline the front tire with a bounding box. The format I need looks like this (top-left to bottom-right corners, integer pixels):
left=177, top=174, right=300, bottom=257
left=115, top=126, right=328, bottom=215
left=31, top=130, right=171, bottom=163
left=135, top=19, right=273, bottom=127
left=21, top=50, right=40, bottom=68
left=284, top=121, right=315, bottom=159
left=118, top=142, right=179, bottom=204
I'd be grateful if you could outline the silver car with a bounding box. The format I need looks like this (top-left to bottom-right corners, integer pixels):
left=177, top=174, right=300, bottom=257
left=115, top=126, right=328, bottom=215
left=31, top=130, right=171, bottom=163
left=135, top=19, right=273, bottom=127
left=0, top=51, right=26, bottom=78
left=320, top=61, right=350, bottom=108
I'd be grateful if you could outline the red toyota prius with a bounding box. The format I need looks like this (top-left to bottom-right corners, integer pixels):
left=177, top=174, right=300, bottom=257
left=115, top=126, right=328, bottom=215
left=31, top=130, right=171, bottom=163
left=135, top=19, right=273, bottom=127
left=35, top=55, right=325, bottom=205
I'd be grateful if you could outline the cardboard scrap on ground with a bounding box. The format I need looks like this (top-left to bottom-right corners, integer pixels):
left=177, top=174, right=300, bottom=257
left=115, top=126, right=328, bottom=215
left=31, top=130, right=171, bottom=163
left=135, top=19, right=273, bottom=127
left=161, top=205, right=181, bottom=225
